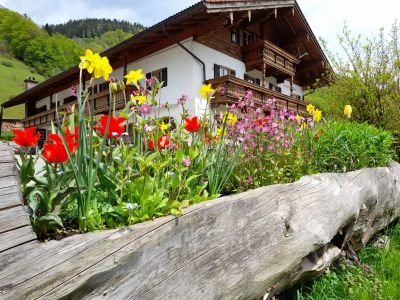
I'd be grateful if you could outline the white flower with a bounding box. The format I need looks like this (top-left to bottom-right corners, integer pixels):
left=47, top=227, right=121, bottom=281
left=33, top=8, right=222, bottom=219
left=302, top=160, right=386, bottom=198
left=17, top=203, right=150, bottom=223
left=111, top=132, right=119, bottom=137
left=167, top=171, right=174, bottom=176
left=126, top=203, right=139, bottom=210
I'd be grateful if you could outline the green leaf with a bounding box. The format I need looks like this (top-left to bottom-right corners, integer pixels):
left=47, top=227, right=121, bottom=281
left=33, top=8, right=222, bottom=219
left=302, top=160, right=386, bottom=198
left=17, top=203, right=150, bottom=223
left=180, top=200, right=190, bottom=209
left=170, top=208, right=181, bottom=216
left=38, top=213, right=63, bottom=227
left=184, top=174, right=201, bottom=189
left=171, top=172, right=181, bottom=189
left=19, top=157, right=35, bottom=185
left=175, top=149, right=184, bottom=162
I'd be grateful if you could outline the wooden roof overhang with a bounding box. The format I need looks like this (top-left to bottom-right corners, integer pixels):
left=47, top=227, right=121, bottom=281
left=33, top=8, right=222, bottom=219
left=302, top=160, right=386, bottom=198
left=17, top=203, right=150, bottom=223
left=204, top=0, right=331, bottom=87
left=3, top=0, right=330, bottom=109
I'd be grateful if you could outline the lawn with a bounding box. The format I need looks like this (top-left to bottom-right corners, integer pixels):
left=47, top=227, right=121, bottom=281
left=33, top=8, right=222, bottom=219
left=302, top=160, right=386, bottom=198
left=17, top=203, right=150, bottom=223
left=0, top=54, right=45, bottom=119
left=279, top=221, right=400, bottom=300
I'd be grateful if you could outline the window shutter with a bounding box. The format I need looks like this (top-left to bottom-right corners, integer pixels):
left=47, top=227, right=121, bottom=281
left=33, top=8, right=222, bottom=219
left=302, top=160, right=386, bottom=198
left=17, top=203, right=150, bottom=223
left=214, top=64, right=220, bottom=78
left=162, top=68, right=168, bottom=86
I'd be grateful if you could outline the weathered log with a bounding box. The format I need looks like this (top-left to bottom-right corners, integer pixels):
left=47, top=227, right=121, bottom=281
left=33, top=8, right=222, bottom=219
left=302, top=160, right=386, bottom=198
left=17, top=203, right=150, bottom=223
left=0, top=159, right=399, bottom=299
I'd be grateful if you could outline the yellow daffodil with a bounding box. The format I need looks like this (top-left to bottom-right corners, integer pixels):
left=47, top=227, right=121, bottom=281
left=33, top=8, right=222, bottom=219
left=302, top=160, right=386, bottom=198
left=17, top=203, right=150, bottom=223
left=216, top=127, right=227, bottom=136
left=224, top=113, right=237, bottom=125
left=125, top=69, right=145, bottom=85
left=79, top=49, right=112, bottom=81
left=301, top=122, right=307, bottom=130
left=313, top=109, right=322, bottom=123
left=159, top=122, right=170, bottom=133
left=306, top=103, right=315, bottom=114
left=79, top=49, right=100, bottom=73
left=199, top=84, right=215, bottom=98
left=295, top=114, right=302, bottom=121
left=93, top=56, right=113, bottom=81
left=344, top=105, right=352, bottom=118
left=133, top=95, right=147, bottom=105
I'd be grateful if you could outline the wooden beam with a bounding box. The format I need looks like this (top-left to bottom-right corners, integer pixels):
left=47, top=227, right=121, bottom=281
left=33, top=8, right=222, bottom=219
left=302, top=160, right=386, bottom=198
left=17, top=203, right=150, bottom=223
left=297, top=60, right=324, bottom=73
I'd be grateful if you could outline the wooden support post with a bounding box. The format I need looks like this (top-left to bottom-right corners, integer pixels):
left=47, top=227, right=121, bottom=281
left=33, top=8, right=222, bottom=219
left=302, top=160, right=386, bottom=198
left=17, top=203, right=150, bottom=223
left=290, top=76, right=294, bottom=96
left=262, top=63, right=266, bottom=87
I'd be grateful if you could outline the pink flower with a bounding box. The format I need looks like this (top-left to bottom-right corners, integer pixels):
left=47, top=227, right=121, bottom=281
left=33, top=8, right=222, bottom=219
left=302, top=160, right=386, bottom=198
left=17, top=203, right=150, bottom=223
left=70, top=84, right=77, bottom=97
left=177, top=94, right=188, bottom=105
left=140, top=104, right=152, bottom=116
left=183, top=157, right=191, bottom=167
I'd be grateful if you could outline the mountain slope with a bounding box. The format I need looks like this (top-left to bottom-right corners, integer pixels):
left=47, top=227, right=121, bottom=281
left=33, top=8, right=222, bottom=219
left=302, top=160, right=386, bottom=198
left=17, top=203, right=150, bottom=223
left=0, top=54, right=45, bottom=119
left=45, top=18, right=145, bottom=38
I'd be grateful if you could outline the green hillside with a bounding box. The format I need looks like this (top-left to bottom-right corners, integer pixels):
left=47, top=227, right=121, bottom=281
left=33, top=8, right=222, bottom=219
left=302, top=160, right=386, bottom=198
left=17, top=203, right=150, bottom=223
left=0, top=54, right=45, bottom=119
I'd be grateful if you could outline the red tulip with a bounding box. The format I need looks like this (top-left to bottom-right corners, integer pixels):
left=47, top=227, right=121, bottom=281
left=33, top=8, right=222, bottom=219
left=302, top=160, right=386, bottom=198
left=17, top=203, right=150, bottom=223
left=11, top=127, right=41, bottom=147
left=65, top=125, right=79, bottom=142
left=93, top=115, right=126, bottom=138
left=42, top=133, right=78, bottom=163
left=148, top=139, right=155, bottom=150
left=158, top=135, right=170, bottom=149
left=184, top=116, right=201, bottom=133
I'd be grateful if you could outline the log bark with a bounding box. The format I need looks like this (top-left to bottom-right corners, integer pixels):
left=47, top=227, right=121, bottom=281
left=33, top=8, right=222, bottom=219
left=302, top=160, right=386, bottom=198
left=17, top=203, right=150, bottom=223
left=0, top=159, right=399, bottom=300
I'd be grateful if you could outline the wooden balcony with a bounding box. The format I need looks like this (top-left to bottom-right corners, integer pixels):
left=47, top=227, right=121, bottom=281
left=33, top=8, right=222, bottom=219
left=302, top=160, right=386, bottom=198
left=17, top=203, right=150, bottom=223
left=22, top=87, right=134, bottom=128
left=206, top=75, right=307, bottom=113
left=243, top=40, right=300, bottom=77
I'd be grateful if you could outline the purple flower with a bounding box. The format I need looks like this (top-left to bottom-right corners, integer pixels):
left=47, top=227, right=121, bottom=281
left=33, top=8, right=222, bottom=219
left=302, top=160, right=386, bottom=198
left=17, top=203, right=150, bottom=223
left=177, top=94, right=188, bottom=105
left=140, top=104, right=152, bottom=116
left=70, top=84, right=77, bottom=97
left=183, top=157, right=191, bottom=167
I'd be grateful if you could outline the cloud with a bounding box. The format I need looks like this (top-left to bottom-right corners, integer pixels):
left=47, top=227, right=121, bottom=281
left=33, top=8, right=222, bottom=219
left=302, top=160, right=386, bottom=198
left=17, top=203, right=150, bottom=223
left=0, top=0, right=198, bottom=26
left=297, top=0, right=400, bottom=52
left=0, top=0, right=398, bottom=54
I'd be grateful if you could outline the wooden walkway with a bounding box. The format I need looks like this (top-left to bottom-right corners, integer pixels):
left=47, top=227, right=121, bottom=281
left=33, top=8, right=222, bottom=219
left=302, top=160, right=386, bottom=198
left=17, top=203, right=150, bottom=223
left=0, top=143, right=37, bottom=253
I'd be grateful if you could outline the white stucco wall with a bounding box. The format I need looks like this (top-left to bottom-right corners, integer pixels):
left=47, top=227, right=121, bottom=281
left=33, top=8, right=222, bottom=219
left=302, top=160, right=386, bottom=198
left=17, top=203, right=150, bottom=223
left=35, top=96, right=50, bottom=110
left=278, top=80, right=304, bottom=98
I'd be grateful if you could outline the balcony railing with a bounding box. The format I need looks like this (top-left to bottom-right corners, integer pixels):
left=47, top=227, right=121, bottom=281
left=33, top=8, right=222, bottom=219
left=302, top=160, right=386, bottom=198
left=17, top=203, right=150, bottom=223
left=22, top=86, right=134, bottom=128
left=243, top=40, right=299, bottom=77
left=206, top=75, right=307, bottom=113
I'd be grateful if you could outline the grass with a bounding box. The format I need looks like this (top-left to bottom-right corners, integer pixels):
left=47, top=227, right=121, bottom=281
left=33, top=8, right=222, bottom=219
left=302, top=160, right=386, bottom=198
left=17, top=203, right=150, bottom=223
left=279, top=220, right=400, bottom=300
left=0, top=54, right=45, bottom=119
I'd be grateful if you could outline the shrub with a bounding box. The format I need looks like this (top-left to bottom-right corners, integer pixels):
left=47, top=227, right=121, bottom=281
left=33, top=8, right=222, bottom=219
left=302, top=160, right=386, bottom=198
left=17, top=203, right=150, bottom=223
left=312, top=121, right=394, bottom=173
left=1, top=60, right=13, bottom=67
left=0, top=131, right=15, bottom=141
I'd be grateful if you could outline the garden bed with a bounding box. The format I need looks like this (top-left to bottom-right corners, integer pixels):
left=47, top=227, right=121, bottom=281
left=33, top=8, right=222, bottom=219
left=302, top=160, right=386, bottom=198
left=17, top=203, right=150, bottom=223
left=1, top=145, right=399, bottom=299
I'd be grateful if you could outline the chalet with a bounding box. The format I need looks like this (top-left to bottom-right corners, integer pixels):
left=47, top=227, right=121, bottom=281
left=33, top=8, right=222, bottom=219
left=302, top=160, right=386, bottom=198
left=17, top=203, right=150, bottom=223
left=1, top=0, right=329, bottom=140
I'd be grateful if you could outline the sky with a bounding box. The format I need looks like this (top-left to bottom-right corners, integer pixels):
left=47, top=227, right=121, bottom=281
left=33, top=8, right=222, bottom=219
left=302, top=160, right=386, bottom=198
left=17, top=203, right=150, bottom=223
left=0, top=0, right=399, bottom=53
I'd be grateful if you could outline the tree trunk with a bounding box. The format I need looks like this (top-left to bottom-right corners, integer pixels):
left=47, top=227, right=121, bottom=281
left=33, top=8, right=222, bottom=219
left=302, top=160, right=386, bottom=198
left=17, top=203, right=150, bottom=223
left=1, top=154, right=399, bottom=299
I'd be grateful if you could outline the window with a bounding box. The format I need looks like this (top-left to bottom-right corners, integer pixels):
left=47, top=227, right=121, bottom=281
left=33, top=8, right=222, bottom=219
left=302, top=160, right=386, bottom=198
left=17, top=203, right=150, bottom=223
left=268, top=83, right=282, bottom=93
left=36, top=105, right=47, bottom=113
left=243, top=31, right=253, bottom=45
left=231, top=28, right=239, bottom=44
left=50, top=96, right=61, bottom=109
left=244, top=74, right=261, bottom=85
left=98, top=82, right=109, bottom=92
left=146, top=67, right=168, bottom=87
left=214, top=64, right=236, bottom=78
left=63, top=96, right=77, bottom=104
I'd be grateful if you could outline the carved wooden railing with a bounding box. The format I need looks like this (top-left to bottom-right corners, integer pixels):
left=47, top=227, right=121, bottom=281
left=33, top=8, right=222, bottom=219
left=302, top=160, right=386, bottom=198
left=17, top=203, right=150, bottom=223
left=243, top=40, right=300, bottom=77
left=22, top=86, right=134, bottom=128
left=206, top=75, right=307, bottom=113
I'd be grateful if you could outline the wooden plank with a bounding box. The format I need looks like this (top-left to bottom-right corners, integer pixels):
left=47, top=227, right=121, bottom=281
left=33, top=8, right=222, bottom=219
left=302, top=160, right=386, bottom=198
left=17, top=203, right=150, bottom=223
left=0, top=162, right=18, bottom=178
left=0, top=162, right=399, bottom=299
left=0, top=176, right=20, bottom=192
left=0, top=191, right=23, bottom=210
left=0, top=226, right=37, bottom=253
left=0, top=206, right=31, bottom=233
